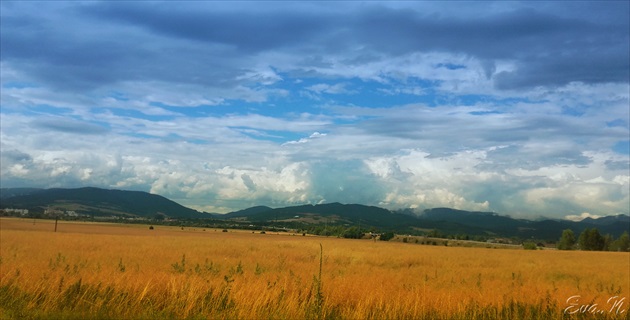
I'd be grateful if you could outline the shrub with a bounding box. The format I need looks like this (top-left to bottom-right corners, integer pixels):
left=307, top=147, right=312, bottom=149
left=522, top=242, right=537, bottom=250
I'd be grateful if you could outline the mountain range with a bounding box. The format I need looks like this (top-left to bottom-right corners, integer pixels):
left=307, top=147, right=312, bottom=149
left=1, top=187, right=628, bottom=240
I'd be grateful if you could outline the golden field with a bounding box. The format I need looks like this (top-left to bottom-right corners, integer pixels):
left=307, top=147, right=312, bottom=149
left=1, top=217, right=628, bottom=319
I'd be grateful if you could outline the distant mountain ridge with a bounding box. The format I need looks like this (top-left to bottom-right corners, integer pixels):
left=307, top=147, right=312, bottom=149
left=417, top=207, right=629, bottom=239
left=221, top=203, right=629, bottom=239
left=0, top=187, right=205, bottom=219
left=0, top=188, right=43, bottom=200
left=581, top=215, right=630, bottom=226
left=1, top=187, right=628, bottom=239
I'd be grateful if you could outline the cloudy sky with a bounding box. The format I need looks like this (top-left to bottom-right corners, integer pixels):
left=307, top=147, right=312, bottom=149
left=1, top=1, right=628, bottom=219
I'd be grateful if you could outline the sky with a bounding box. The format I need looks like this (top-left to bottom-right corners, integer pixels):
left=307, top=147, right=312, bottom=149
left=1, top=1, right=629, bottom=219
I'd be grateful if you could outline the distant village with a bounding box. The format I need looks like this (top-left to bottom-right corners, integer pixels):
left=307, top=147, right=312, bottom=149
left=1, top=208, right=30, bottom=216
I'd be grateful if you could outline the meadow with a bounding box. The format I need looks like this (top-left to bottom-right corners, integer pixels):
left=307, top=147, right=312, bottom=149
left=1, top=217, right=628, bottom=319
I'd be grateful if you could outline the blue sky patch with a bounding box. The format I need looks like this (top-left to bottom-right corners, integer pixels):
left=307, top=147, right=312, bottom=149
left=613, top=140, right=630, bottom=155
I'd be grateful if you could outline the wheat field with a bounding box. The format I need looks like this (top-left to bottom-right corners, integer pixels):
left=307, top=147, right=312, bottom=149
left=1, top=218, right=628, bottom=319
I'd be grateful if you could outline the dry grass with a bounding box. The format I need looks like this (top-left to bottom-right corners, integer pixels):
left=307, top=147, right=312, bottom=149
left=1, top=217, right=628, bottom=319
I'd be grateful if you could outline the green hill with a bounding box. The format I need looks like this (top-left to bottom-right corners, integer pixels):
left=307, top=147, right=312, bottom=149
left=223, top=206, right=273, bottom=218
left=288, top=203, right=415, bottom=227
left=0, top=187, right=205, bottom=219
left=0, top=188, right=43, bottom=200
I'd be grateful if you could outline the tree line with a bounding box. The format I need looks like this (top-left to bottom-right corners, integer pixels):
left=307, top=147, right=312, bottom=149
left=557, top=228, right=629, bottom=251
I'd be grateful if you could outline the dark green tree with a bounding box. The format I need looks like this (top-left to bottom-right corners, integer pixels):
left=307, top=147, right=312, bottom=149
left=427, top=229, right=443, bottom=238
left=602, top=234, right=614, bottom=251
left=611, top=231, right=629, bottom=252
left=342, top=226, right=363, bottom=239
left=380, top=232, right=395, bottom=241
left=578, top=228, right=605, bottom=251
left=557, top=229, right=576, bottom=250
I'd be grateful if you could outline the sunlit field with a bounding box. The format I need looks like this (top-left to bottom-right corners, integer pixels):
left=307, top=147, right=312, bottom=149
left=1, top=218, right=628, bottom=319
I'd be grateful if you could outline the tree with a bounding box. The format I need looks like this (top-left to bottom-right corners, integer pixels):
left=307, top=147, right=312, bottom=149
left=578, top=228, right=605, bottom=251
left=342, top=226, right=363, bottom=239
left=611, top=231, right=629, bottom=252
left=557, top=229, right=576, bottom=250
left=380, top=232, right=395, bottom=241
left=427, top=229, right=443, bottom=238
left=602, top=234, right=614, bottom=251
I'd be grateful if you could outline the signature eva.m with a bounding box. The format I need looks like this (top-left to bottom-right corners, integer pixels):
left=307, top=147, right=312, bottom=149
left=564, top=295, right=627, bottom=315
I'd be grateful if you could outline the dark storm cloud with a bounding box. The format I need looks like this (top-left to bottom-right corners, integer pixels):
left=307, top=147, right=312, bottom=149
left=1, top=3, right=259, bottom=91
left=1, top=149, right=33, bottom=163
left=2, top=1, right=626, bottom=93
left=350, top=7, right=575, bottom=57
left=349, top=5, right=629, bottom=88
left=82, top=2, right=334, bottom=52
left=494, top=49, right=630, bottom=89
left=0, top=7, right=147, bottom=90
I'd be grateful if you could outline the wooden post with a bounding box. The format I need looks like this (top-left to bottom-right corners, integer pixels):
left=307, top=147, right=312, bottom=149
left=54, top=216, right=58, bottom=232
